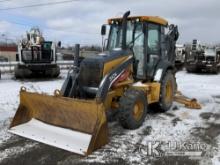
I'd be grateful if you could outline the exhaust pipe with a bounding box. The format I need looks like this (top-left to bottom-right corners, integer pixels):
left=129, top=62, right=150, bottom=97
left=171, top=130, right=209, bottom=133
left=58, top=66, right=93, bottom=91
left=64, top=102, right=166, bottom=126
left=122, top=11, right=130, bottom=50
left=74, top=44, right=80, bottom=68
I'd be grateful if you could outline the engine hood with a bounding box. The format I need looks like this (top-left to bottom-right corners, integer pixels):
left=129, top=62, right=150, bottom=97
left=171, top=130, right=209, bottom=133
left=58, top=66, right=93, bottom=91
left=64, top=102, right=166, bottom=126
left=84, top=49, right=132, bottom=63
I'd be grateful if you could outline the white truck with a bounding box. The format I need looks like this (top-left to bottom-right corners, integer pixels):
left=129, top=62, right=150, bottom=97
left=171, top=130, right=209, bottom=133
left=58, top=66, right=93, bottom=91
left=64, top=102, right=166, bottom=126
left=175, top=44, right=186, bottom=69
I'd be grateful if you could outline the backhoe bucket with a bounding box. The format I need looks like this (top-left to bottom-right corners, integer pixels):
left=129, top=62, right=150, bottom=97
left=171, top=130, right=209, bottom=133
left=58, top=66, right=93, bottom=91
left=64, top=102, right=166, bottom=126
left=9, top=88, right=108, bottom=156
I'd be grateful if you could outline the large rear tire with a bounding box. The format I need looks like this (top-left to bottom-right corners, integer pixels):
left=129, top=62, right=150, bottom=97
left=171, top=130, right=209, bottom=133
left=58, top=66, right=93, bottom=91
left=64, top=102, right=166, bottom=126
left=156, top=70, right=175, bottom=112
left=118, top=89, right=148, bottom=129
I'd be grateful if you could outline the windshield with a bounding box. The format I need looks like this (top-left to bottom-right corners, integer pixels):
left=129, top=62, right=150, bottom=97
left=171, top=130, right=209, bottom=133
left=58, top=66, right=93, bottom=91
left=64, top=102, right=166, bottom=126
left=107, top=25, right=122, bottom=50
left=107, top=21, right=146, bottom=78
left=107, top=21, right=137, bottom=51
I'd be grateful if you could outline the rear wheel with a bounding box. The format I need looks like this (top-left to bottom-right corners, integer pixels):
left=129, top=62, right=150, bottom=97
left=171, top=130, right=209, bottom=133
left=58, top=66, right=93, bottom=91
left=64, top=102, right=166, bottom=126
left=156, top=71, right=175, bottom=112
left=118, top=89, right=148, bottom=129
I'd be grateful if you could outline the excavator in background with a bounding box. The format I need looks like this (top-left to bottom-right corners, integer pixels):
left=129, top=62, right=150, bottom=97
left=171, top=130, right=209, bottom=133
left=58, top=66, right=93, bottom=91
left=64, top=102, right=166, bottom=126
left=9, top=11, right=201, bottom=156
left=186, top=39, right=220, bottom=73
left=15, top=27, right=60, bottom=78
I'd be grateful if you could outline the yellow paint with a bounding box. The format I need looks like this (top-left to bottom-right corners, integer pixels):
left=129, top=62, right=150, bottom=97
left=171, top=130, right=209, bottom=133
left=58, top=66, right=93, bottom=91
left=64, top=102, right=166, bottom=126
left=103, top=56, right=131, bottom=76
left=133, top=101, right=144, bottom=121
left=165, top=80, right=173, bottom=104
left=131, top=82, right=161, bottom=104
left=174, top=91, right=201, bottom=109
left=108, top=16, right=168, bottom=26
left=147, top=82, right=161, bottom=103
left=10, top=90, right=108, bottom=156
left=104, top=87, right=124, bottom=110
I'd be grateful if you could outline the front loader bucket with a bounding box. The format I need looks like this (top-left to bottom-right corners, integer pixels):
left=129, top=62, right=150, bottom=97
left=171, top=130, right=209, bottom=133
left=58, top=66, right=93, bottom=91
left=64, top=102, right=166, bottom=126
left=9, top=88, right=108, bottom=156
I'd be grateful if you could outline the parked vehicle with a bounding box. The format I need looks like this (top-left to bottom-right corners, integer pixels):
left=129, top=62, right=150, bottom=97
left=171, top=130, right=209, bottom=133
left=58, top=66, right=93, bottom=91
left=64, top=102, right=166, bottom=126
left=15, top=27, right=60, bottom=78
left=186, top=45, right=220, bottom=73
left=185, top=39, right=220, bottom=73
left=175, top=44, right=186, bottom=70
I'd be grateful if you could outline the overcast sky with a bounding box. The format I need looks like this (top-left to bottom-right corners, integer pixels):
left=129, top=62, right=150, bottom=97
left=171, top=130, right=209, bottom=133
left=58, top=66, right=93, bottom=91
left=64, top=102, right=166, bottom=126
left=0, top=0, right=219, bottom=46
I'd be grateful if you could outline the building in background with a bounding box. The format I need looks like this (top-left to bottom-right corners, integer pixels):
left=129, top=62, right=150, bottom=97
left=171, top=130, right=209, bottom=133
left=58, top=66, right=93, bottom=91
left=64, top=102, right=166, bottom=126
left=0, top=45, right=17, bottom=61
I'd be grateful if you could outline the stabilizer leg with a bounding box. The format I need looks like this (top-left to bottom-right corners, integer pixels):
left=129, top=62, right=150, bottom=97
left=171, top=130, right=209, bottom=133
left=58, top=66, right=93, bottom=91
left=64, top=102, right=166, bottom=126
left=174, top=91, right=201, bottom=109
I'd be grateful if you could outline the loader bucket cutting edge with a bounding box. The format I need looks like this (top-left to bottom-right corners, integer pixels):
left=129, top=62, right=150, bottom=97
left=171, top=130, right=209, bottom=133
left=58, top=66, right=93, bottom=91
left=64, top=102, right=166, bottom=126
left=9, top=90, right=108, bottom=155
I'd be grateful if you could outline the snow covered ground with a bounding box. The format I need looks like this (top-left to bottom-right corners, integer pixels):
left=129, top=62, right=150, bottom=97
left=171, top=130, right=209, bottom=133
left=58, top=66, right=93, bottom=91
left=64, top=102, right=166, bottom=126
left=0, top=71, right=66, bottom=144
left=0, top=70, right=219, bottom=165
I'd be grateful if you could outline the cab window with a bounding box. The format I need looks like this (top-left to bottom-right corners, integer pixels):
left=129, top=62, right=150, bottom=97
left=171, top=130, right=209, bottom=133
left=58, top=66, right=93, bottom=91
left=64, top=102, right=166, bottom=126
left=148, top=24, right=160, bottom=55
left=133, top=23, right=145, bottom=78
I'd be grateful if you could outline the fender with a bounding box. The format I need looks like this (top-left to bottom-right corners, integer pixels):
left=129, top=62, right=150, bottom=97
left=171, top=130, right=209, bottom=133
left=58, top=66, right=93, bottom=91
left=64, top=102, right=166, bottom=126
left=153, top=60, right=175, bottom=82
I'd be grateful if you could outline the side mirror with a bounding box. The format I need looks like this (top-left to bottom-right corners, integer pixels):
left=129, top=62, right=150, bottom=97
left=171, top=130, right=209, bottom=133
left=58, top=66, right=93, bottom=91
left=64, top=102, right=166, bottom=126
left=101, top=25, right=106, bottom=36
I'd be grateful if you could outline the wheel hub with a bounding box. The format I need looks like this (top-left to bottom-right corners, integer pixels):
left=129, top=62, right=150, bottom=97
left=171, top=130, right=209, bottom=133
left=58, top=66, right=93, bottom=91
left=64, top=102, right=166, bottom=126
left=133, top=101, right=144, bottom=121
left=165, top=80, right=173, bottom=104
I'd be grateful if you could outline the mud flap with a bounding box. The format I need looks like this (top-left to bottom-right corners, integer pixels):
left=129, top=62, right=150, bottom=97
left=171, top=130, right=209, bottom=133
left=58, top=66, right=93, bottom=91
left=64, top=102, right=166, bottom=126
left=9, top=88, right=108, bottom=155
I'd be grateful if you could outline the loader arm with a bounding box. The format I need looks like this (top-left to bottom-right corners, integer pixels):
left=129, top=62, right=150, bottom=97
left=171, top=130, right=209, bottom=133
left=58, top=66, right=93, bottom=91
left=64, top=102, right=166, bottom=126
left=166, top=24, right=179, bottom=64
left=96, top=56, right=133, bottom=102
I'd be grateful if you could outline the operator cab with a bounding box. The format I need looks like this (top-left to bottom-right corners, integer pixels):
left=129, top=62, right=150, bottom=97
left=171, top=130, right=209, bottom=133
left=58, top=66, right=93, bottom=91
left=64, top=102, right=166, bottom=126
left=102, top=16, right=170, bottom=80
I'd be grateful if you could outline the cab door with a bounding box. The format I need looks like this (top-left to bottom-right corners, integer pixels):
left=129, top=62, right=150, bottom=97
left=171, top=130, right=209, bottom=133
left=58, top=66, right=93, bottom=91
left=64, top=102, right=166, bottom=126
left=145, top=23, right=161, bottom=79
left=132, top=23, right=145, bottom=79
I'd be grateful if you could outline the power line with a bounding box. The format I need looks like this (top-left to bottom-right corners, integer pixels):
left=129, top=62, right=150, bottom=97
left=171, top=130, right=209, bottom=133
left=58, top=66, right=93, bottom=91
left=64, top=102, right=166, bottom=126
left=0, top=0, right=79, bottom=11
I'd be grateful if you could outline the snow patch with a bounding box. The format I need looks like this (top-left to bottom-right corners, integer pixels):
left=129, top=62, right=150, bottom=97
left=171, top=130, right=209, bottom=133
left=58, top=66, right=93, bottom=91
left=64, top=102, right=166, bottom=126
left=0, top=142, right=37, bottom=162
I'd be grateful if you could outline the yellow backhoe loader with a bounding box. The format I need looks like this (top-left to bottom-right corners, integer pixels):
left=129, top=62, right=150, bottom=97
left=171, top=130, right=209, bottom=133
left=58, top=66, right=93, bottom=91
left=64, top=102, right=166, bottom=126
left=9, top=11, right=201, bottom=156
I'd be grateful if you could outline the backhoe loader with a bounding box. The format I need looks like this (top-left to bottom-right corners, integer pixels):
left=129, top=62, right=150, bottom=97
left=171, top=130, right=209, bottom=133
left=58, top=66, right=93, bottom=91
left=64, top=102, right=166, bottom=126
left=9, top=11, right=201, bottom=156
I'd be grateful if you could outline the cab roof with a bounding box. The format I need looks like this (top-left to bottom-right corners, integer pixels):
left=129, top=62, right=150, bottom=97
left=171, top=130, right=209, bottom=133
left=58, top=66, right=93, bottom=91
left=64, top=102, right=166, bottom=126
left=108, top=16, right=168, bottom=26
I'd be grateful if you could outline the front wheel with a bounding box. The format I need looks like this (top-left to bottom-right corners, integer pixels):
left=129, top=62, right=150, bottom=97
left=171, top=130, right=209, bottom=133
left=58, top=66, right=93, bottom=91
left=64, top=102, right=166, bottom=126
left=118, top=89, right=148, bottom=129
